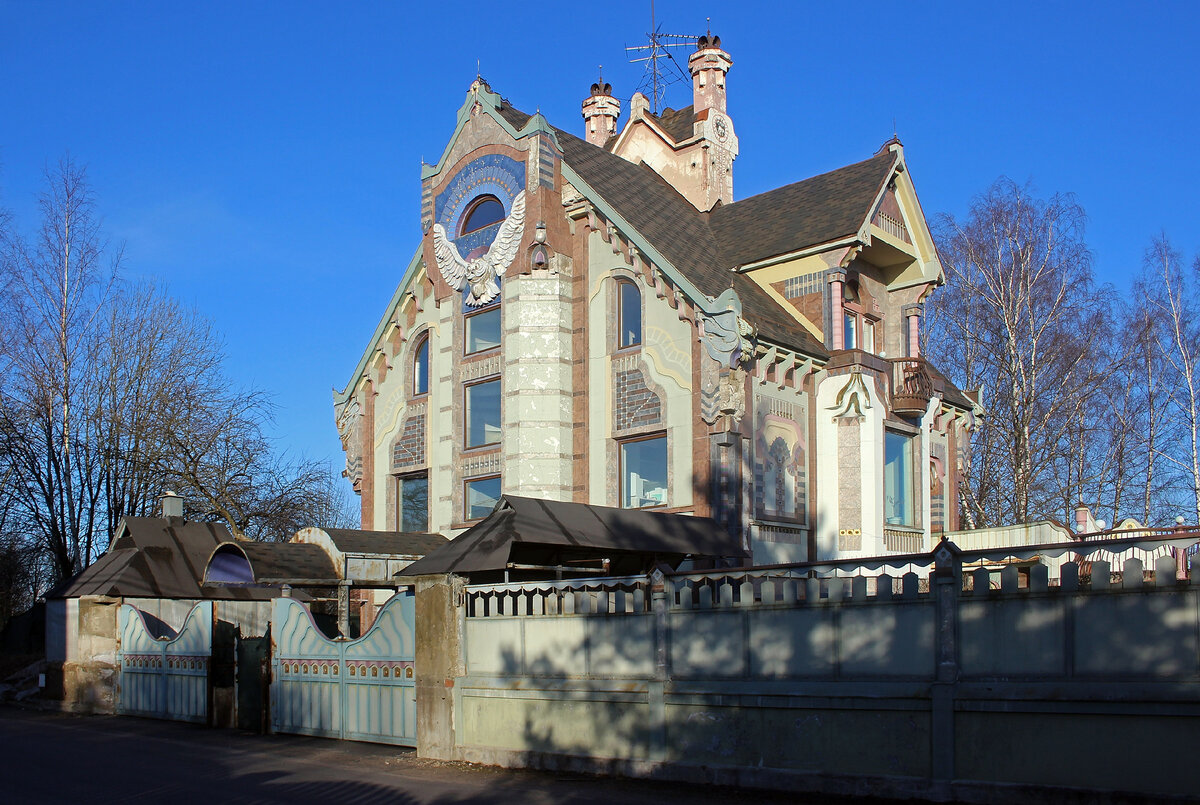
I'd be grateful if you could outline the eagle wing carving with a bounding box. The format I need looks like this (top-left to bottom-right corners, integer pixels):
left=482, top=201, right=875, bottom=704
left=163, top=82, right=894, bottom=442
left=431, top=223, right=469, bottom=291
left=484, top=190, right=526, bottom=281
left=430, top=190, right=527, bottom=306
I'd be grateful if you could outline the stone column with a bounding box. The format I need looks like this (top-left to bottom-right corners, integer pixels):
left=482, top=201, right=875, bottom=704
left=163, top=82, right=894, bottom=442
left=903, top=304, right=923, bottom=358
left=502, top=273, right=576, bottom=501
left=828, top=270, right=846, bottom=350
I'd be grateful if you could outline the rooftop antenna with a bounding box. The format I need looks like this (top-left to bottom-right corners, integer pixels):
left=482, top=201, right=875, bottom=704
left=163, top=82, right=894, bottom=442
left=625, top=1, right=698, bottom=114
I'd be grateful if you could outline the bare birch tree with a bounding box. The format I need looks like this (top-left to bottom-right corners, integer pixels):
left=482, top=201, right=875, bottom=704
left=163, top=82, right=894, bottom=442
left=0, top=159, right=358, bottom=587
left=1140, top=235, right=1200, bottom=524
left=929, top=178, right=1108, bottom=526
left=0, top=157, right=116, bottom=579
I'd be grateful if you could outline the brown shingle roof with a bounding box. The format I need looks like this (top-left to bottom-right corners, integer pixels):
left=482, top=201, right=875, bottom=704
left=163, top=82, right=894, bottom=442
left=49, top=518, right=282, bottom=601
left=321, top=528, right=448, bottom=556
left=645, top=105, right=696, bottom=143
left=555, top=126, right=828, bottom=357
left=710, top=151, right=896, bottom=269
left=489, top=100, right=896, bottom=358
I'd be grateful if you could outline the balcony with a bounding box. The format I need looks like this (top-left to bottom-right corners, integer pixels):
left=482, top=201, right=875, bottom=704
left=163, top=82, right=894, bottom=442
left=889, top=358, right=934, bottom=417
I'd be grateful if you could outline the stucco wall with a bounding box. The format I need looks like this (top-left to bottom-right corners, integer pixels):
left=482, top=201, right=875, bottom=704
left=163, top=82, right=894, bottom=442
left=423, top=563, right=1200, bottom=802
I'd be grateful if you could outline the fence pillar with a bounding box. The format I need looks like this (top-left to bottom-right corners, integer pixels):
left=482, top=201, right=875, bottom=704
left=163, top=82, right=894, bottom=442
left=931, top=541, right=961, bottom=787
left=415, top=573, right=465, bottom=760
left=649, top=569, right=669, bottom=762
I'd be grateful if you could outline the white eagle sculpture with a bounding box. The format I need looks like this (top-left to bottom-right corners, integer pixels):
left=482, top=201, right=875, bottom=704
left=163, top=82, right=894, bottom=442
left=431, top=190, right=527, bottom=307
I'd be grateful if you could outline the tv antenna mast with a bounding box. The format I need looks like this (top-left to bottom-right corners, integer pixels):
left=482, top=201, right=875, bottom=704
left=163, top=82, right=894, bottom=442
left=625, top=2, right=698, bottom=114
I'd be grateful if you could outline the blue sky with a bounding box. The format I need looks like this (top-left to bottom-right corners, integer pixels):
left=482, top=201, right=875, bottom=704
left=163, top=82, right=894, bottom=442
left=2, top=1, right=1198, bottom=477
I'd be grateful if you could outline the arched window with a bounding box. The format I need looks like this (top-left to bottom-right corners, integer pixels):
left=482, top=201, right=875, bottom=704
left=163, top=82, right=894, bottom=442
left=413, top=335, right=429, bottom=396
left=460, top=195, right=505, bottom=236
left=618, top=280, right=641, bottom=349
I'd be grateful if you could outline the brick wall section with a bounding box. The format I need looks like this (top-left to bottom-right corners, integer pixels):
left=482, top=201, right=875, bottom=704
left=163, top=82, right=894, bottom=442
left=614, top=367, right=662, bottom=432
left=393, top=412, right=426, bottom=470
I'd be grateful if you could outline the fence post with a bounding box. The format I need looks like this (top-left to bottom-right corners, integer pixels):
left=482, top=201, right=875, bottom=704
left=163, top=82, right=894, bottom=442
left=931, top=540, right=960, bottom=789
left=415, top=573, right=465, bottom=760
left=649, top=569, right=668, bottom=762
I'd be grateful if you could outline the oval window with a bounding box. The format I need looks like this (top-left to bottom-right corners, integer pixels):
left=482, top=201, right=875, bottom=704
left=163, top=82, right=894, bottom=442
left=460, top=196, right=505, bottom=235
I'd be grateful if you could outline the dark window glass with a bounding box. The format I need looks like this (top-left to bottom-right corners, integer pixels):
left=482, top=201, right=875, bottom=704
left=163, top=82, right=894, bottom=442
left=414, top=337, right=429, bottom=396
left=461, top=196, right=505, bottom=235
left=398, top=474, right=429, bottom=532
left=620, top=435, right=667, bottom=508
left=465, top=306, right=501, bottom=354
left=465, top=379, right=501, bottom=448
left=619, top=281, right=642, bottom=348
left=465, top=476, right=501, bottom=520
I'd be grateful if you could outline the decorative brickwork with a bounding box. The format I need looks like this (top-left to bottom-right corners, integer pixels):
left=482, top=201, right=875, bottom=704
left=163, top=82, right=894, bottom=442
left=392, top=411, right=426, bottom=471
left=837, top=418, right=862, bottom=550
left=613, top=365, right=662, bottom=433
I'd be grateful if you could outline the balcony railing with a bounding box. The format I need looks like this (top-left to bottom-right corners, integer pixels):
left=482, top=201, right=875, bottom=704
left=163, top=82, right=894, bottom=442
left=889, top=358, right=934, bottom=416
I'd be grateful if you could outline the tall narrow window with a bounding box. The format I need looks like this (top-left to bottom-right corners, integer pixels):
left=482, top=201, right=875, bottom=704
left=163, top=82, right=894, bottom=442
left=465, top=378, right=501, bottom=448
left=618, top=280, right=642, bottom=349
left=620, top=435, right=667, bottom=508
left=861, top=318, right=876, bottom=354
left=844, top=312, right=858, bottom=350
left=413, top=336, right=429, bottom=396
left=465, top=475, right=501, bottom=521
left=397, top=473, right=429, bottom=532
left=885, top=430, right=917, bottom=527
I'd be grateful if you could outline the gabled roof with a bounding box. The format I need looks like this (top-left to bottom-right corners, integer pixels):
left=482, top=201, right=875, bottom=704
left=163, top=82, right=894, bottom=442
left=396, top=495, right=745, bottom=578
left=554, top=125, right=829, bottom=358
left=644, top=105, right=697, bottom=144
left=48, top=517, right=280, bottom=601
left=439, top=94, right=906, bottom=360
left=320, top=528, right=447, bottom=556
left=710, top=150, right=897, bottom=268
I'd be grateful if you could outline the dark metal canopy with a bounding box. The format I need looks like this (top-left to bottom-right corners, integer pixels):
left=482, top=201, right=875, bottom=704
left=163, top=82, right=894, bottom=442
left=396, top=495, right=745, bottom=581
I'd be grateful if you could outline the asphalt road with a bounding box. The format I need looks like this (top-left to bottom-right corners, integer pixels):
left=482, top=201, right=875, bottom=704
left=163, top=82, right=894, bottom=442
left=0, top=706, right=883, bottom=804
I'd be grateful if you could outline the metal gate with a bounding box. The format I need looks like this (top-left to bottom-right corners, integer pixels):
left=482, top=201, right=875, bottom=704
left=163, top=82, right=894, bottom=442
left=116, top=601, right=211, bottom=723
left=270, top=592, right=416, bottom=746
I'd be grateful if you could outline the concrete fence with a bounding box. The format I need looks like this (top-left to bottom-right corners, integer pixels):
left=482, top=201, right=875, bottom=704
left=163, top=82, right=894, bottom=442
left=415, top=534, right=1200, bottom=802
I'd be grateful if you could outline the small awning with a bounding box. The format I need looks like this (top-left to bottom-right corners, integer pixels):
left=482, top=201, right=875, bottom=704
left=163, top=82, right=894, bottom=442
left=397, top=495, right=745, bottom=579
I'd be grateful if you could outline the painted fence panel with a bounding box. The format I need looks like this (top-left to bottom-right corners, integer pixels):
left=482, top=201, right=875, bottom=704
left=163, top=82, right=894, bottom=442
left=271, top=592, right=416, bottom=746
left=117, top=601, right=211, bottom=723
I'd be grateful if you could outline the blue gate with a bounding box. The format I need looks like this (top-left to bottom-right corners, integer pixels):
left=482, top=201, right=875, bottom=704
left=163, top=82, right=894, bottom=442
left=270, top=592, right=416, bottom=746
left=116, top=601, right=211, bottom=723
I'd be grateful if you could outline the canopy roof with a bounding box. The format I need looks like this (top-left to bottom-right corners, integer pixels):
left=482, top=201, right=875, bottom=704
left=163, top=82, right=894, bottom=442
left=397, top=495, right=745, bottom=579
left=48, top=517, right=279, bottom=601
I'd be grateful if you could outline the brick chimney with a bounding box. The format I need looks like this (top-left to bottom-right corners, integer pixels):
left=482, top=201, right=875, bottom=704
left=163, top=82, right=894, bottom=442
left=582, top=81, right=620, bottom=147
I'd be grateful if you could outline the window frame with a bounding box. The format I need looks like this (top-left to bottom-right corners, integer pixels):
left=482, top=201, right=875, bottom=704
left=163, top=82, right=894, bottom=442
left=464, top=303, right=502, bottom=356
left=463, top=376, right=502, bottom=450
left=464, top=474, right=502, bottom=522
left=396, top=471, right=430, bottom=533
left=412, top=333, right=430, bottom=397
left=616, top=278, right=643, bottom=351
left=842, top=304, right=880, bottom=355
left=459, top=195, right=505, bottom=236
left=884, top=427, right=920, bottom=528
left=618, top=432, right=668, bottom=509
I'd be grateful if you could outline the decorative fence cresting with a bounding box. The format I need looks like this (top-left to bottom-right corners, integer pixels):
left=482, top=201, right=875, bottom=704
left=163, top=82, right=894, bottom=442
left=116, top=601, right=212, bottom=723
left=271, top=591, right=416, bottom=746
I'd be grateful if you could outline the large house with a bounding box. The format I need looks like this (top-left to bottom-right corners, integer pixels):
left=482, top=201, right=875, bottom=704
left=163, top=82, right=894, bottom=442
left=334, top=35, right=978, bottom=565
